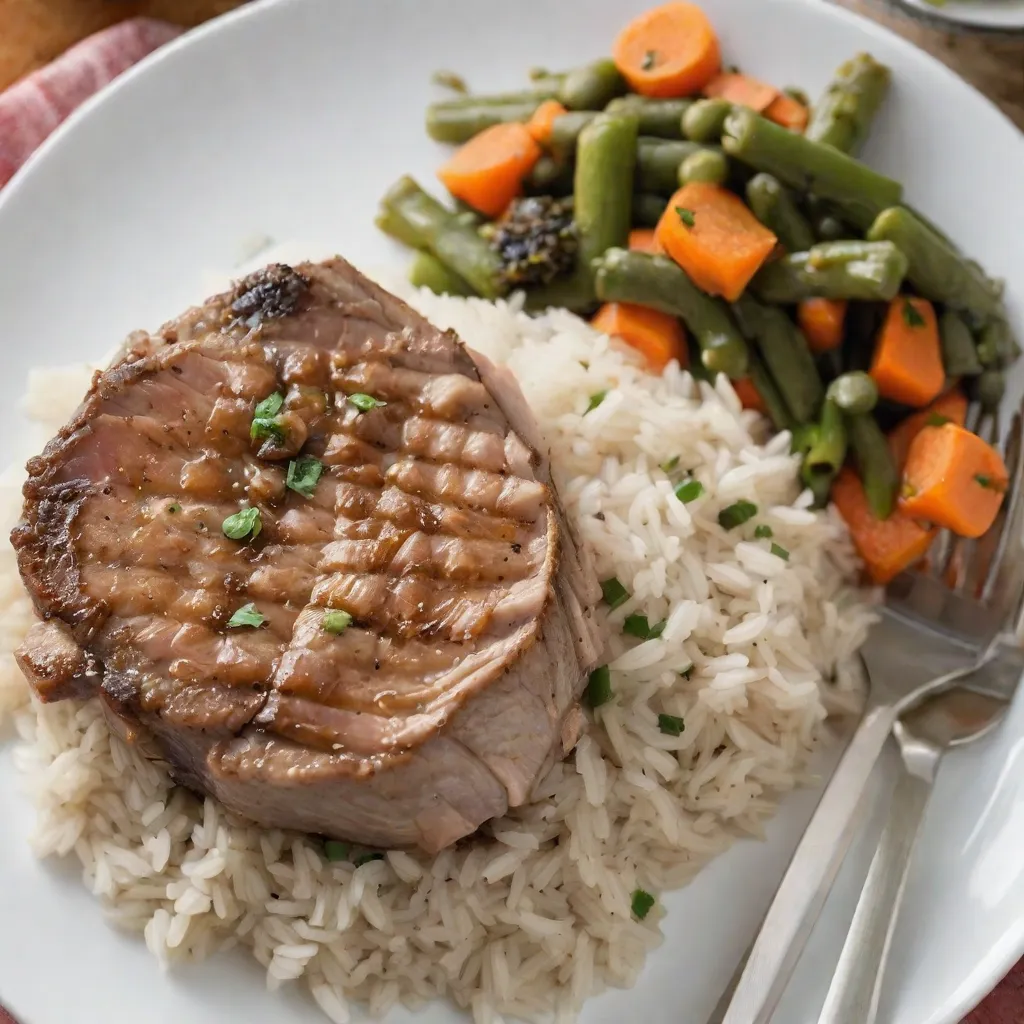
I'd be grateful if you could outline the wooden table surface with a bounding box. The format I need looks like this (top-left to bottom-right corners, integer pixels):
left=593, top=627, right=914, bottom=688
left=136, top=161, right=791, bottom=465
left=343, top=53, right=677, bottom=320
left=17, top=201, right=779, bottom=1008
left=0, top=2, right=1020, bottom=1024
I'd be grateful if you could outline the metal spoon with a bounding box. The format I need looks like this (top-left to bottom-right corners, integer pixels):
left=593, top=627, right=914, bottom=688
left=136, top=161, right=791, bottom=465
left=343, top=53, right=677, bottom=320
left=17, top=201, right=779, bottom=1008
left=817, top=682, right=1011, bottom=1024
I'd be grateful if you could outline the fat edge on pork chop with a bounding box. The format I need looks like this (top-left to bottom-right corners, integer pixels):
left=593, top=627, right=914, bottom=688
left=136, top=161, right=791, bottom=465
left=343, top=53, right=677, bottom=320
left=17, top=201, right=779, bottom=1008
left=11, top=257, right=602, bottom=852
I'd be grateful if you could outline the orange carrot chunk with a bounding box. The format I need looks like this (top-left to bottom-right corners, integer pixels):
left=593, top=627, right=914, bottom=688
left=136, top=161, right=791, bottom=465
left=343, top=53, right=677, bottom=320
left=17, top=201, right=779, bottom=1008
left=764, top=93, right=810, bottom=133
left=900, top=423, right=1008, bottom=538
left=797, top=298, right=847, bottom=353
left=832, top=468, right=936, bottom=585
left=887, top=389, right=969, bottom=473
left=613, top=2, right=721, bottom=99
left=732, top=377, right=766, bottom=414
left=655, top=182, right=777, bottom=301
left=869, top=296, right=944, bottom=407
left=526, top=99, right=568, bottom=146
left=591, top=302, right=688, bottom=373
left=703, top=72, right=778, bottom=112
left=438, top=123, right=541, bottom=218
left=628, top=228, right=663, bottom=254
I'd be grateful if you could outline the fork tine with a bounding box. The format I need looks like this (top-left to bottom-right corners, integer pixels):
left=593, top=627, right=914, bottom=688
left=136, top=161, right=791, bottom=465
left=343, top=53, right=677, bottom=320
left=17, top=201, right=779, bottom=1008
left=890, top=397, right=1024, bottom=650
left=979, top=409, right=1024, bottom=614
left=927, top=400, right=989, bottom=584
left=956, top=408, right=1003, bottom=596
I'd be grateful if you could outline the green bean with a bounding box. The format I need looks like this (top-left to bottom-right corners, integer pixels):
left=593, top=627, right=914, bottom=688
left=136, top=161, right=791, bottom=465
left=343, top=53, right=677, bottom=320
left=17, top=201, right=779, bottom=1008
left=633, top=193, right=667, bottom=228
left=521, top=271, right=599, bottom=314
left=722, top=107, right=903, bottom=229
left=575, top=112, right=638, bottom=273
left=783, top=86, right=811, bottom=107
left=429, top=83, right=562, bottom=110
left=939, top=310, right=983, bottom=377
left=379, top=176, right=503, bottom=298
left=974, top=369, right=1006, bottom=411
left=976, top=318, right=1020, bottom=370
left=733, top=295, right=824, bottom=423
left=605, top=96, right=692, bottom=138
left=549, top=111, right=598, bottom=159
left=813, top=214, right=848, bottom=242
left=866, top=207, right=999, bottom=321
left=747, top=349, right=795, bottom=431
left=791, top=423, right=819, bottom=457
left=426, top=100, right=542, bottom=143
left=826, top=371, right=878, bottom=415
left=679, top=148, right=729, bottom=185
left=751, top=241, right=907, bottom=304
left=559, top=59, right=627, bottom=111
left=524, top=155, right=574, bottom=196
left=594, top=248, right=749, bottom=378
left=408, top=251, right=473, bottom=297
left=805, top=53, right=891, bottom=154
left=847, top=412, right=899, bottom=519
left=803, top=399, right=848, bottom=494
left=682, top=99, right=732, bottom=142
left=744, top=173, right=815, bottom=253
left=375, top=206, right=425, bottom=249
left=636, top=138, right=702, bottom=195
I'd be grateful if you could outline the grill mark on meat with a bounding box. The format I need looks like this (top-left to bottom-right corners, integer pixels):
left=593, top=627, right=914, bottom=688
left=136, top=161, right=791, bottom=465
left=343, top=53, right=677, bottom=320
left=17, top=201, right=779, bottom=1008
left=12, top=257, right=602, bottom=852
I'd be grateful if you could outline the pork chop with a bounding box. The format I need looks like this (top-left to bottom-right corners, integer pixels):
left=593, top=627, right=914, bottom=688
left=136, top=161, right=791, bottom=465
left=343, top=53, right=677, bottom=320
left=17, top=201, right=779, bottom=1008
left=12, top=258, right=602, bottom=852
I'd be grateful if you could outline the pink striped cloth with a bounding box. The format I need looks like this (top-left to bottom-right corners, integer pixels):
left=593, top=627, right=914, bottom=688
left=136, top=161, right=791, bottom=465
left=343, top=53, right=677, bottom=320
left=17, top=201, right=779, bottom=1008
left=0, top=18, right=182, bottom=187
left=0, top=15, right=1018, bottom=1024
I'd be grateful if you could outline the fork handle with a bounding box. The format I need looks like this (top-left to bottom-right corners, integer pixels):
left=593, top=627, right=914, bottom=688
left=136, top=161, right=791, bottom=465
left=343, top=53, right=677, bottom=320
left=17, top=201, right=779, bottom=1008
left=717, top=704, right=896, bottom=1024
left=818, top=764, right=933, bottom=1024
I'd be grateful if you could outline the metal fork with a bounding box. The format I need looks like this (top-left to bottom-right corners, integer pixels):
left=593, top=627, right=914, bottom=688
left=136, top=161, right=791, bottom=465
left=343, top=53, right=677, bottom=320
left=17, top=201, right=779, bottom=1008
left=818, top=679, right=1012, bottom=1024
left=713, top=402, right=1024, bottom=1024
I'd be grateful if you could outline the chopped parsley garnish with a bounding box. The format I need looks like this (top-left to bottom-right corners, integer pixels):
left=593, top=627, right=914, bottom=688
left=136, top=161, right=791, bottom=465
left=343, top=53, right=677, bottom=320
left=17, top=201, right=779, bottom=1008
left=975, top=474, right=1007, bottom=493
left=227, top=603, right=265, bottom=629
left=641, top=50, right=658, bottom=70
left=431, top=69, right=468, bottom=93
left=926, top=413, right=951, bottom=428
left=601, top=577, right=630, bottom=610
left=585, top=665, right=613, bottom=707
left=254, top=392, right=284, bottom=419
left=902, top=300, right=926, bottom=328
left=322, top=609, right=353, bottom=634
left=754, top=524, right=773, bottom=539
left=658, top=713, right=685, bottom=736
left=222, top=506, right=262, bottom=541
left=354, top=852, right=385, bottom=867
left=250, top=392, right=286, bottom=441
left=623, top=614, right=665, bottom=640
left=631, top=888, right=656, bottom=920
left=286, top=456, right=324, bottom=498
left=771, top=542, right=790, bottom=561
left=675, top=206, right=696, bottom=228
left=348, top=392, right=387, bottom=413
left=660, top=456, right=680, bottom=473
left=675, top=479, right=704, bottom=503
left=167, top=502, right=182, bottom=515
left=718, top=499, right=758, bottom=530
left=585, top=390, right=608, bottom=414
left=324, top=840, right=350, bottom=862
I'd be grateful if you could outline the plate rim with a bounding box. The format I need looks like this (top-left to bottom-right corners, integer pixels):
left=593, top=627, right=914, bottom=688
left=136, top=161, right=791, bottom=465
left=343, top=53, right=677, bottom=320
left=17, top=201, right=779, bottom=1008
left=1, top=1, right=1023, bottom=1022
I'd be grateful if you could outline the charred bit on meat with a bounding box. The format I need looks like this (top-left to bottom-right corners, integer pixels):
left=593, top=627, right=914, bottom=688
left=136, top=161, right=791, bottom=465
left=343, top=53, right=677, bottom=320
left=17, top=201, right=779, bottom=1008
left=230, top=264, right=309, bottom=326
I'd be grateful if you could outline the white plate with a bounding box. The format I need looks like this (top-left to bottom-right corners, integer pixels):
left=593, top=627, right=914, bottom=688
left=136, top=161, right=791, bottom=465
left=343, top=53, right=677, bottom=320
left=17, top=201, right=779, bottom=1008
left=892, top=0, right=1024, bottom=33
left=1, top=1, right=1023, bottom=1022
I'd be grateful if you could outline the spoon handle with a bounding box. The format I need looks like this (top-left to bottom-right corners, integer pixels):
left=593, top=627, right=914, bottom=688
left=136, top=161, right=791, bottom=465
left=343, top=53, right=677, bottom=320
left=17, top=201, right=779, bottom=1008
left=817, top=763, right=933, bottom=1024
left=716, top=704, right=896, bottom=1024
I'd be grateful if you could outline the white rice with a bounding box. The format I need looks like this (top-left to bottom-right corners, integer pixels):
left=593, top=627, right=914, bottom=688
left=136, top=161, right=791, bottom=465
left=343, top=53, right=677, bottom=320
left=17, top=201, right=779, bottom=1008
left=0, top=282, right=877, bottom=1022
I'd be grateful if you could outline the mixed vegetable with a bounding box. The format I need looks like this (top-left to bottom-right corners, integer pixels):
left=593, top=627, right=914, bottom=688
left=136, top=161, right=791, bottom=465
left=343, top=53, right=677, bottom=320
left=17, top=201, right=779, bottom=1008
left=376, top=1, right=1018, bottom=585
